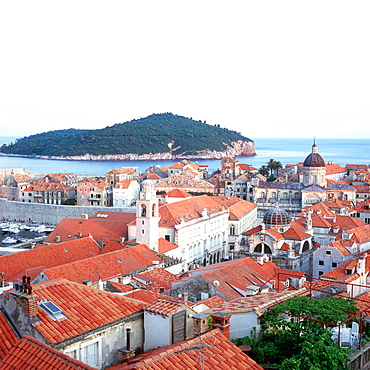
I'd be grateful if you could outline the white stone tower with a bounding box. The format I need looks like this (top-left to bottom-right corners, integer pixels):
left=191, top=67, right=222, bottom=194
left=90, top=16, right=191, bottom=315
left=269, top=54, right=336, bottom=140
left=136, top=180, right=159, bottom=251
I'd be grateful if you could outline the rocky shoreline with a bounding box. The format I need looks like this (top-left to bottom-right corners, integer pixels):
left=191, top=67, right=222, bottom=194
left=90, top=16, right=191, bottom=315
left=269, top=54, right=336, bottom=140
left=0, top=140, right=256, bottom=161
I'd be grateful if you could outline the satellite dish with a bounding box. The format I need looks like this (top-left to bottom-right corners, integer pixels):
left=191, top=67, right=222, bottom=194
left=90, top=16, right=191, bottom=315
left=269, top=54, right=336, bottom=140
left=213, top=280, right=220, bottom=287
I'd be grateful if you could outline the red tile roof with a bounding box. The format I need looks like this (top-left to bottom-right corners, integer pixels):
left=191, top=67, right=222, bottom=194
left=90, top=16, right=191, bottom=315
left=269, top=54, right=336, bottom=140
left=325, top=163, right=347, bottom=175
left=131, top=267, right=179, bottom=292
left=0, top=335, right=95, bottom=370
left=125, top=290, right=179, bottom=305
left=144, top=299, right=190, bottom=316
left=212, top=196, right=256, bottom=219
left=24, top=279, right=144, bottom=345
left=0, top=311, right=19, bottom=361
left=114, top=179, right=138, bottom=189
left=164, top=189, right=192, bottom=198
left=194, top=294, right=227, bottom=309
left=45, top=212, right=136, bottom=243
left=158, top=195, right=226, bottom=228
left=109, top=329, right=263, bottom=370
left=41, top=244, right=162, bottom=284
left=0, top=237, right=102, bottom=283
left=158, top=237, right=178, bottom=253
left=184, top=257, right=290, bottom=301
left=206, top=289, right=308, bottom=315
left=283, top=227, right=311, bottom=240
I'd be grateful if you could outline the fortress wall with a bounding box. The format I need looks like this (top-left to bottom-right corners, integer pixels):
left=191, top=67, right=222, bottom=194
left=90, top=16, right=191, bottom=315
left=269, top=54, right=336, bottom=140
left=0, top=199, right=135, bottom=225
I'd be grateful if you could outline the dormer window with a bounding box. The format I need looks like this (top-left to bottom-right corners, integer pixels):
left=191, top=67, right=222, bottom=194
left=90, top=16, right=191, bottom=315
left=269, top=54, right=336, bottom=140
left=345, top=269, right=353, bottom=275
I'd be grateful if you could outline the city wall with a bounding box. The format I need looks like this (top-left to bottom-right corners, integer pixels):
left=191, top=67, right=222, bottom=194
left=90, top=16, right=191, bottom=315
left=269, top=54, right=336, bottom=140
left=0, top=199, right=135, bottom=225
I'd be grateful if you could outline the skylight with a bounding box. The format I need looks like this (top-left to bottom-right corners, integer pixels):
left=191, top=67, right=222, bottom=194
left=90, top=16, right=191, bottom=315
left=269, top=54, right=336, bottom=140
left=39, top=301, right=65, bottom=320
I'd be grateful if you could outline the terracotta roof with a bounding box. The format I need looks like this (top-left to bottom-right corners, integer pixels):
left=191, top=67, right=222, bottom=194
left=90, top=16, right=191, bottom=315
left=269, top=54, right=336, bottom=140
left=124, top=290, right=179, bottom=304
left=206, top=289, right=308, bottom=315
left=44, top=212, right=136, bottom=243
left=131, top=267, right=179, bottom=292
left=325, top=163, right=347, bottom=175
left=0, top=335, right=95, bottom=370
left=183, top=257, right=290, bottom=301
left=24, top=279, right=144, bottom=345
left=0, top=237, right=102, bottom=283
left=107, top=281, right=135, bottom=294
left=114, top=179, right=138, bottom=189
left=40, top=244, right=162, bottom=284
left=109, top=329, right=263, bottom=370
left=351, top=199, right=370, bottom=212
left=158, top=195, right=226, bottom=228
left=239, top=163, right=257, bottom=171
left=325, top=240, right=352, bottom=256
left=283, top=227, right=311, bottom=240
left=164, top=189, right=192, bottom=198
left=158, top=237, right=178, bottom=253
left=345, top=225, right=370, bottom=243
left=0, top=311, right=19, bottom=361
left=107, top=168, right=137, bottom=175
left=144, top=299, right=189, bottom=316
left=194, top=294, right=227, bottom=310
left=212, top=196, right=256, bottom=219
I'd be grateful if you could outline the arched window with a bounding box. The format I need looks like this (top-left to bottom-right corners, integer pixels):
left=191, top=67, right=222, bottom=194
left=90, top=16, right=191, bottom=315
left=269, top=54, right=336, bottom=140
left=271, top=192, right=276, bottom=198
left=152, top=203, right=156, bottom=216
left=141, top=204, right=147, bottom=217
left=344, top=194, right=348, bottom=200
left=254, top=243, right=272, bottom=254
left=302, top=241, right=310, bottom=253
left=282, top=192, right=288, bottom=199
left=230, top=224, right=235, bottom=236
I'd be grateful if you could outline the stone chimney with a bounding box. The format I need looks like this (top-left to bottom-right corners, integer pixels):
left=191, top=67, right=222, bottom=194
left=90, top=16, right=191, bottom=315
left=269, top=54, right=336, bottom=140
left=11, top=276, right=38, bottom=319
left=192, top=313, right=209, bottom=337
left=181, top=292, right=189, bottom=303
left=210, top=312, right=232, bottom=339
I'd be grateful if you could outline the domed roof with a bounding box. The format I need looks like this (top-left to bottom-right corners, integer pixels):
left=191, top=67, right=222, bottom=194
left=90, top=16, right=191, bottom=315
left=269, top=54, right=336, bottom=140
left=303, top=139, right=325, bottom=168
left=263, top=207, right=290, bottom=226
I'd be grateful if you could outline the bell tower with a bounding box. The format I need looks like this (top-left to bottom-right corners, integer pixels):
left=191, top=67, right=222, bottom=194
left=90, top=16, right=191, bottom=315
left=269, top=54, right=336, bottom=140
left=136, top=180, right=159, bottom=251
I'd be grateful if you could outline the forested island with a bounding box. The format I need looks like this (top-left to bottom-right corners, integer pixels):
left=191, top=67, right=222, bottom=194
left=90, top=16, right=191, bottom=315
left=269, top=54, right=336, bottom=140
left=0, top=113, right=255, bottom=160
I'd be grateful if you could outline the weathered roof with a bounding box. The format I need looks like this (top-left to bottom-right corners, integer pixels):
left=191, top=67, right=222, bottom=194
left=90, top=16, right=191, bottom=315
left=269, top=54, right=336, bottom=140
left=109, top=329, right=263, bottom=370
left=0, top=335, right=95, bottom=370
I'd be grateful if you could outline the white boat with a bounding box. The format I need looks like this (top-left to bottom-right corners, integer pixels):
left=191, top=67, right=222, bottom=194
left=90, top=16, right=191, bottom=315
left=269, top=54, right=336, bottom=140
left=2, top=237, right=18, bottom=244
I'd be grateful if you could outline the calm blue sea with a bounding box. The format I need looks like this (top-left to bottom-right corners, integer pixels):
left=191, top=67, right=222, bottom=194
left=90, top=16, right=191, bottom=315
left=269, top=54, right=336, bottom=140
left=0, top=137, right=369, bottom=176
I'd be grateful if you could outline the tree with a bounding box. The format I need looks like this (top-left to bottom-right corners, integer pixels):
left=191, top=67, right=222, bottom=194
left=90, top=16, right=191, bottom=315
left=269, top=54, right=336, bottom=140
left=64, top=198, right=76, bottom=205
left=243, top=295, right=358, bottom=367
left=266, top=158, right=283, bottom=179
left=258, top=165, right=269, bottom=177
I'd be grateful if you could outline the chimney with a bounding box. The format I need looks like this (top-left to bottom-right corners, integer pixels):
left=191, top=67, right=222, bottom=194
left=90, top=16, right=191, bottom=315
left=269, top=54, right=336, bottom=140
left=210, top=312, right=232, bottom=340
left=120, top=237, right=125, bottom=244
left=118, top=328, right=135, bottom=362
left=56, top=235, right=61, bottom=242
left=192, top=313, right=209, bottom=336
left=159, top=287, right=165, bottom=294
left=77, top=231, right=82, bottom=238
left=181, top=292, right=189, bottom=303
left=11, top=276, right=38, bottom=319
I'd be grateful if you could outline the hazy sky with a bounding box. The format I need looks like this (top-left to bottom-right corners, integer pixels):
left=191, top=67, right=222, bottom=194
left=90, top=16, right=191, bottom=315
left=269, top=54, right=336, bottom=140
left=1, top=1, right=370, bottom=139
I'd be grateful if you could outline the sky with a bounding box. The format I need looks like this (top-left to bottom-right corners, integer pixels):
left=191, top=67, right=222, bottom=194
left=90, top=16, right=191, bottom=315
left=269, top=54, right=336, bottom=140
left=1, top=1, right=370, bottom=139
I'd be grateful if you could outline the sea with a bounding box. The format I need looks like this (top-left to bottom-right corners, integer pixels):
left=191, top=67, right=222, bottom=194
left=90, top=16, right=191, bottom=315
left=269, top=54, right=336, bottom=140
left=0, top=137, right=369, bottom=176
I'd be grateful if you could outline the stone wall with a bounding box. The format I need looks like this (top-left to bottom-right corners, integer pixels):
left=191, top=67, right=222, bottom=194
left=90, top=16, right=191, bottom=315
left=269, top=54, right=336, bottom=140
left=0, top=199, right=135, bottom=225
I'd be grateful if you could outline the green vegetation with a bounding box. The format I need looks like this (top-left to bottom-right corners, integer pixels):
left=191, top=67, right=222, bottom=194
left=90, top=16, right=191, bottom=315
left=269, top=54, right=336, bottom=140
left=235, top=295, right=358, bottom=369
left=259, top=158, right=282, bottom=180
left=0, top=113, right=253, bottom=157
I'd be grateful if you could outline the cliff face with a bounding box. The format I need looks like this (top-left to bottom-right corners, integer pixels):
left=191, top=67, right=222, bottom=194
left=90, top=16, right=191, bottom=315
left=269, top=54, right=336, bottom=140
left=1, top=140, right=256, bottom=161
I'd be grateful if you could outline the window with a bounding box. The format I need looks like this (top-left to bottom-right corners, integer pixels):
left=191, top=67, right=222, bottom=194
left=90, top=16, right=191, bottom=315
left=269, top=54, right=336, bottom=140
left=83, top=342, right=99, bottom=367
left=319, top=260, right=324, bottom=266
left=332, top=262, right=337, bottom=268
left=325, top=251, right=331, bottom=255
left=165, top=235, right=170, bottom=241
left=318, top=271, right=324, bottom=276
left=365, top=218, right=370, bottom=225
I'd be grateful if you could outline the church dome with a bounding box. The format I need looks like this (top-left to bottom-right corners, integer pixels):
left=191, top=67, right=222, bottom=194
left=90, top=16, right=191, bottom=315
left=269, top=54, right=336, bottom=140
left=263, top=207, right=290, bottom=227
left=303, top=140, right=325, bottom=167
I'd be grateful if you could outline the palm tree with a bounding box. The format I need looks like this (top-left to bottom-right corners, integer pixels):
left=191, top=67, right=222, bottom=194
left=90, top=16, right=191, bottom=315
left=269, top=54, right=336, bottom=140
left=259, top=165, right=269, bottom=177
left=266, top=159, right=283, bottom=179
